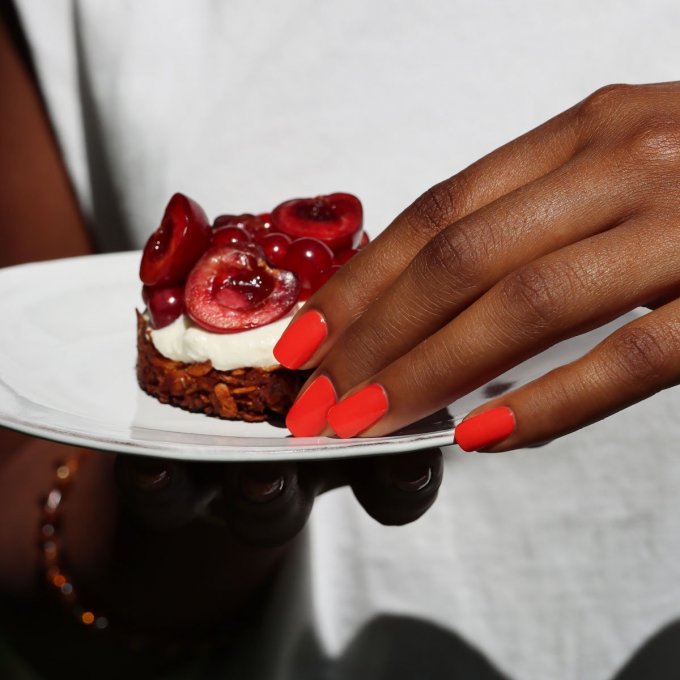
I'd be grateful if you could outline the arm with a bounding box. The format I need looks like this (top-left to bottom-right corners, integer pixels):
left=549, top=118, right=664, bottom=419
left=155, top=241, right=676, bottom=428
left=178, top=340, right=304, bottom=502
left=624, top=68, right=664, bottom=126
left=0, top=9, right=91, bottom=267
left=0, top=7, right=96, bottom=594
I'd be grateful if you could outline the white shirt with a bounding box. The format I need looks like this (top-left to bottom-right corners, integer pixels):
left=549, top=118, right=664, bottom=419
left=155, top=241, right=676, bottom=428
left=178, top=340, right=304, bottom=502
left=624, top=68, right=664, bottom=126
left=15, top=1, right=680, bottom=678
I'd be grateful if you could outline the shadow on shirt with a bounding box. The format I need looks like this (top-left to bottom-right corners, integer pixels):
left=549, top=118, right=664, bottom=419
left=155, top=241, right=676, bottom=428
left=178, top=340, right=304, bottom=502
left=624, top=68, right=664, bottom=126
left=280, top=614, right=680, bottom=680
left=287, top=615, right=508, bottom=680
left=611, top=618, right=680, bottom=679
left=2, top=602, right=680, bottom=678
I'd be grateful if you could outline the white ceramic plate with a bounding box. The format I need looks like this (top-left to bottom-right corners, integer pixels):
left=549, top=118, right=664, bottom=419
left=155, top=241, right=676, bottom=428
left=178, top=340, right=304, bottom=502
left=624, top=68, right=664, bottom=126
left=0, top=253, right=640, bottom=462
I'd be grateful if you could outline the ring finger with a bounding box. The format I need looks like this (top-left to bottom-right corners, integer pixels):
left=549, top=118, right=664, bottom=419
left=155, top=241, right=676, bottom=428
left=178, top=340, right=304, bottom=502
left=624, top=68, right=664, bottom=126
left=323, top=214, right=680, bottom=437
left=304, top=149, right=640, bottom=396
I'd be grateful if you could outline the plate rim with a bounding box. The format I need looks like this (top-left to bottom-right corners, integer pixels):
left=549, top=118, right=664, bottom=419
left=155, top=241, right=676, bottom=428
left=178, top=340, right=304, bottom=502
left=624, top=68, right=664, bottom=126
left=0, top=252, right=457, bottom=461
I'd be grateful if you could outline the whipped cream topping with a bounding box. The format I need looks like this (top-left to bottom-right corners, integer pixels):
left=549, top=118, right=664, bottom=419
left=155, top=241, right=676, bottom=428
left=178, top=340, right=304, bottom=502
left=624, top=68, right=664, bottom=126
left=149, top=307, right=300, bottom=371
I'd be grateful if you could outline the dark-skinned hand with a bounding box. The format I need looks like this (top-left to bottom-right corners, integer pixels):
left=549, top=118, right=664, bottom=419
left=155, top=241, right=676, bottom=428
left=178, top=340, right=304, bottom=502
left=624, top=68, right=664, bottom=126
left=278, top=82, right=680, bottom=451
left=104, top=450, right=442, bottom=630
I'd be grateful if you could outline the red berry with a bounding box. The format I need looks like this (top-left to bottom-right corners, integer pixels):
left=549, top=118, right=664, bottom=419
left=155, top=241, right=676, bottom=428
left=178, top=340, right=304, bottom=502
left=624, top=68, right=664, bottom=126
left=140, top=193, right=212, bottom=286
left=261, top=232, right=292, bottom=267
left=214, top=213, right=271, bottom=241
left=142, top=285, right=185, bottom=329
left=315, top=264, right=342, bottom=289
left=252, top=230, right=271, bottom=246
left=235, top=241, right=267, bottom=259
left=258, top=212, right=273, bottom=228
left=296, top=262, right=340, bottom=299
left=359, top=231, right=370, bottom=249
left=213, top=213, right=258, bottom=231
left=212, top=225, right=252, bottom=248
left=334, top=248, right=358, bottom=265
left=185, top=245, right=300, bottom=332
left=283, top=238, right=334, bottom=293
left=272, top=193, right=363, bottom=253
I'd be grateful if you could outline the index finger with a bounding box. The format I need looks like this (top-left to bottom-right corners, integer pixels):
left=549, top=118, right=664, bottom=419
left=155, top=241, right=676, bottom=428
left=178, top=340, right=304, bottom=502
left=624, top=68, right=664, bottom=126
left=273, top=102, right=586, bottom=372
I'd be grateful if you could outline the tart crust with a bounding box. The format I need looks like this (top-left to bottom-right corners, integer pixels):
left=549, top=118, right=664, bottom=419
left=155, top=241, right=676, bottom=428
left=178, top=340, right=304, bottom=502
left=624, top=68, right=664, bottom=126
left=136, top=311, right=307, bottom=422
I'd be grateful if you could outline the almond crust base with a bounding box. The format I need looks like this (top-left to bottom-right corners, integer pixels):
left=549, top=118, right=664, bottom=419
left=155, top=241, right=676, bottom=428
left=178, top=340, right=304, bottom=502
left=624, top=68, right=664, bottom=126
left=136, top=311, right=308, bottom=422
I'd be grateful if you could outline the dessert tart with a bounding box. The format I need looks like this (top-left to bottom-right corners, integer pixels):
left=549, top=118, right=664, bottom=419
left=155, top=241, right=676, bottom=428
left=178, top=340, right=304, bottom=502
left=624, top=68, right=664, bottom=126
left=136, top=192, right=366, bottom=422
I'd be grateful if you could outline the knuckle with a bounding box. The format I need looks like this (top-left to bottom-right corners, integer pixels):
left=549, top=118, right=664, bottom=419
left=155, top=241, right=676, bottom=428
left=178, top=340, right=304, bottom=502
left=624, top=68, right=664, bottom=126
left=498, top=260, right=576, bottom=332
left=413, top=222, right=487, bottom=295
left=328, top=322, right=391, bottom=383
left=577, top=83, right=636, bottom=125
left=605, top=324, right=672, bottom=385
left=226, top=467, right=313, bottom=547
left=405, top=175, right=473, bottom=239
left=626, top=118, right=680, bottom=169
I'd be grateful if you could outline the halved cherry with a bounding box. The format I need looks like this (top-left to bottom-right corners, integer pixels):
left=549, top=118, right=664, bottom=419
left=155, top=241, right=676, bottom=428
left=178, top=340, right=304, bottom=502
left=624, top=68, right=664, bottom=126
left=272, top=193, right=363, bottom=253
left=140, top=193, right=211, bottom=286
left=185, top=245, right=300, bottom=332
left=234, top=241, right=267, bottom=259
left=142, top=285, right=185, bottom=329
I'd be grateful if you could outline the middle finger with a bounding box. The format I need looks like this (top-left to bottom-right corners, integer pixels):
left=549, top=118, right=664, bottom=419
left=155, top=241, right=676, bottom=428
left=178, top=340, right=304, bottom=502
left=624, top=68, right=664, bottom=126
left=325, top=214, right=680, bottom=437
left=287, top=150, right=641, bottom=436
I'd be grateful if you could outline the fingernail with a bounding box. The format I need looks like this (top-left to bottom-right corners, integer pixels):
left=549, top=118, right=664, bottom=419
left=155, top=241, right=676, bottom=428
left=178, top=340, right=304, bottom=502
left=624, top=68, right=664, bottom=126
left=326, top=383, right=388, bottom=439
left=274, top=310, right=327, bottom=369
left=240, top=471, right=285, bottom=503
left=454, top=407, right=515, bottom=452
left=390, top=460, right=432, bottom=492
left=286, top=375, right=337, bottom=437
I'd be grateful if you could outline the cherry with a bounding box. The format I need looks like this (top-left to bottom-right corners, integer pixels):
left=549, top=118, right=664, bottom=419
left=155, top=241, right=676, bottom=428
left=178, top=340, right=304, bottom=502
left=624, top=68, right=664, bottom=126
left=334, top=248, right=358, bottom=265
left=272, top=193, right=363, bottom=253
left=296, top=262, right=339, bottom=300
left=359, top=231, right=370, bottom=249
left=213, top=213, right=259, bottom=231
left=142, top=285, right=185, bottom=329
left=214, top=213, right=272, bottom=242
left=258, top=212, right=273, bottom=228
left=315, top=264, right=341, bottom=289
left=140, top=193, right=212, bottom=286
left=212, top=267, right=273, bottom=310
left=212, top=225, right=252, bottom=248
left=283, top=238, right=333, bottom=293
left=261, top=232, right=292, bottom=267
left=185, top=245, right=300, bottom=332
left=234, top=241, right=267, bottom=259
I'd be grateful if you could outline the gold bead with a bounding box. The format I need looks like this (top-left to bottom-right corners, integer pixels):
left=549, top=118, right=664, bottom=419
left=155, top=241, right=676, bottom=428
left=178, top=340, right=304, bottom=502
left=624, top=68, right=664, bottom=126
left=56, top=465, right=70, bottom=481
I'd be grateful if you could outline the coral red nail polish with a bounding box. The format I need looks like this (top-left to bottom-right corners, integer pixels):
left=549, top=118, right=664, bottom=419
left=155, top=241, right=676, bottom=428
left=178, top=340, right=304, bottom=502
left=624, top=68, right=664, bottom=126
left=286, top=375, right=337, bottom=437
left=274, top=310, right=327, bottom=369
left=454, top=407, right=515, bottom=451
left=326, top=384, right=388, bottom=439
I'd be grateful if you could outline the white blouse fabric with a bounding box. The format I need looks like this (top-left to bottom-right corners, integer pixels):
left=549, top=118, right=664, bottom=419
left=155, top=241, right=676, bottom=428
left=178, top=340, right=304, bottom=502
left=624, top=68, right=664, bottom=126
left=15, top=1, right=680, bottom=678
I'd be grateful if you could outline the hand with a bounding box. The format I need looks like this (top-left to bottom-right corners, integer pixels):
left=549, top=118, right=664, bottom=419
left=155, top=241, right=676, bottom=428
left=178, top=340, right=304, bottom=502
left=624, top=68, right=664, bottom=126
left=275, top=82, right=680, bottom=450
left=109, top=450, right=442, bottom=627
left=116, top=451, right=443, bottom=536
